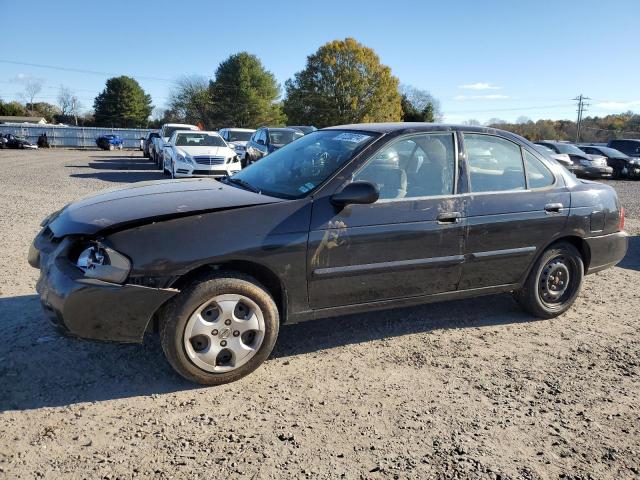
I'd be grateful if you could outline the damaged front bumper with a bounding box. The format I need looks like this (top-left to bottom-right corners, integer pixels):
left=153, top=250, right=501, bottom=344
left=31, top=233, right=177, bottom=343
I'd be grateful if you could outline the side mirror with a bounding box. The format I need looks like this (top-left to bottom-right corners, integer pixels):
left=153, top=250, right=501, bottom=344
left=331, top=181, right=379, bottom=207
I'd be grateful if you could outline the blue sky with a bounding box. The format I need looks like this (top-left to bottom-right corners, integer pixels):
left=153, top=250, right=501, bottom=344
left=1, top=0, right=638, bottom=123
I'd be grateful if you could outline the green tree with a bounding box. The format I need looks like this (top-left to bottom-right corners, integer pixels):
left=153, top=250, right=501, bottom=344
left=283, top=38, right=402, bottom=127
left=0, top=100, right=27, bottom=116
left=399, top=84, right=442, bottom=122
left=209, top=52, right=284, bottom=128
left=26, top=102, right=61, bottom=122
left=168, top=75, right=212, bottom=127
left=93, top=76, right=153, bottom=127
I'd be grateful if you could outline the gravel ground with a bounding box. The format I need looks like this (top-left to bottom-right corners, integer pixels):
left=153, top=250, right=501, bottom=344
left=0, top=149, right=639, bottom=479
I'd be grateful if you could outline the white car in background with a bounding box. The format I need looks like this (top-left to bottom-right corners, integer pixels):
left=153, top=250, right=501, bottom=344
left=162, top=131, right=241, bottom=178
left=152, top=123, right=200, bottom=168
left=218, top=128, right=255, bottom=161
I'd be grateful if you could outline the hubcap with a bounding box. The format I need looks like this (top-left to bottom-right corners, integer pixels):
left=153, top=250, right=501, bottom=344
left=539, top=257, right=571, bottom=304
left=183, top=294, right=265, bottom=373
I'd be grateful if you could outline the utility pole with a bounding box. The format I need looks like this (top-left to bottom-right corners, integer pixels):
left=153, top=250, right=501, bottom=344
left=573, top=94, right=590, bottom=142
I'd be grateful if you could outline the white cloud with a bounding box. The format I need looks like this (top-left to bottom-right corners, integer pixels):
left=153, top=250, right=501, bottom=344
left=595, top=100, right=640, bottom=110
left=10, top=73, right=33, bottom=83
left=454, top=94, right=510, bottom=101
left=458, top=82, right=501, bottom=90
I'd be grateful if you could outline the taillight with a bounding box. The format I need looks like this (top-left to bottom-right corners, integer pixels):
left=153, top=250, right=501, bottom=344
left=619, top=206, right=625, bottom=231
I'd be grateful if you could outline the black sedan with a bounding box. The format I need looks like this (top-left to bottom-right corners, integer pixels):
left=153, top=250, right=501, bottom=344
left=1, top=133, right=37, bottom=149
left=30, top=124, right=628, bottom=385
left=579, top=145, right=640, bottom=179
left=535, top=141, right=612, bottom=178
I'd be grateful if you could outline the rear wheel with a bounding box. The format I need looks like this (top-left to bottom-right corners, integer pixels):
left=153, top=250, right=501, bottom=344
left=514, top=242, right=584, bottom=318
left=159, top=273, right=279, bottom=385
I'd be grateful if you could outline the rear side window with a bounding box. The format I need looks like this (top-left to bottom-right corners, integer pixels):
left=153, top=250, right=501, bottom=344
left=524, top=150, right=554, bottom=188
left=465, top=134, right=525, bottom=193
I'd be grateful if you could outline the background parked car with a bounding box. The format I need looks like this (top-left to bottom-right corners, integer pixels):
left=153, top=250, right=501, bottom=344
left=152, top=123, right=199, bottom=168
left=0, top=134, right=7, bottom=148
left=1, top=133, right=38, bottom=149
left=287, top=125, right=317, bottom=135
left=534, top=144, right=575, bottom=173
left=162, top=130, right=240, bottom=178
left=218, top=128, right=255, bottom=162
left=607, top=139, right=640, bottom=159
left=579, top=145, right=640, bottom=179
left=535, top=141, right=612, bottom=178
left=244, top=127, right=304, bottom=166
left=143, top=132, right=160, bottom=158
left=96, top=134, right=123, bottom=151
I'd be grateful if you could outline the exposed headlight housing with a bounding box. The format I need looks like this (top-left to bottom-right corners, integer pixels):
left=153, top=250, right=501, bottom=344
left=176, top=153, right=193, bottom=164
left=76, top=244, right=131, bottom=284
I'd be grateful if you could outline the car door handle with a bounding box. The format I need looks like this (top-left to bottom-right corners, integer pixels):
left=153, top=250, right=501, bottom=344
left=544, top=203, right=564, bottom=214
left=437, top=212, right=462, bottom=224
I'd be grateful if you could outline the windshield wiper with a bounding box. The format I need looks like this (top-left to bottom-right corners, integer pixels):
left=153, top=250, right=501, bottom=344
left=224, top=177, right=260, bottom=194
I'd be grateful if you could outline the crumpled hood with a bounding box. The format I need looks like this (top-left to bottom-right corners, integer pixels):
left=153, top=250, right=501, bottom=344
left=48, top=178, right=282, bottom=237
left=178, top=145, right=234, bottom=157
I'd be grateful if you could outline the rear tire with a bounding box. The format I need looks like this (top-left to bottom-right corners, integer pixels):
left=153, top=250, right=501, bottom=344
left=514, top=242, right=584, bottom=319
left=159, top=273, right=279, bottom=385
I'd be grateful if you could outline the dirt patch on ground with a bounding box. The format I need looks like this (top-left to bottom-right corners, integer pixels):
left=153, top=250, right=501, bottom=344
left=1, top=149, right=638, bottom=479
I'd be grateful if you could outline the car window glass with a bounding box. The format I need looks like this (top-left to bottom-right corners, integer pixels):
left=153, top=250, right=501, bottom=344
left=524, top=150, right=554, bottom=188
left=466, top=134, right=525, bottom=193
left=353, top=133, right=455, bottom=200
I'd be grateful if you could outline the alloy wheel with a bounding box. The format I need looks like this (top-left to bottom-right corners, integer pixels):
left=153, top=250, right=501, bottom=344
left=183, top=294, right=265, bottom=373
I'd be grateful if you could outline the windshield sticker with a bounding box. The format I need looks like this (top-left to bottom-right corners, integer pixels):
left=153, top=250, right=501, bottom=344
left=334, top=133, right=370, bottom=143
left=298, top=183, right=315, bottom=193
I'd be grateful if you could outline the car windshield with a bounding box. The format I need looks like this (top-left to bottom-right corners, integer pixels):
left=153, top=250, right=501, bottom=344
left=175, top=133, right=226, bottom=147
left=593, top=146, right=627, bottom=158
left=164, top=126, right=196, bottom=138
left=269, top=130, right=304, bottom=146
left=227, top=130, right=253, bottom=142
left=554, top=143, right=586, bottom=155
left=227, top=130, right=377, bottom=199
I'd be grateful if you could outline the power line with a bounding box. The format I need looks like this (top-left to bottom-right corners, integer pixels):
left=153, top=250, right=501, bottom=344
left=0, top=59, right=174, bottom=83
left=573, top=94, right=590, bottom=142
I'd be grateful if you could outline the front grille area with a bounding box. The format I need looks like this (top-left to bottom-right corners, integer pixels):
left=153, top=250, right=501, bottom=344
left=193, top=156, right=225, bottom=165
left=193, top=170, right=225, bottom=176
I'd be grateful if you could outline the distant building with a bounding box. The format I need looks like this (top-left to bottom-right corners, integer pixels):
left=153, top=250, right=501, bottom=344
left=0, top=116, right=48, bottom=125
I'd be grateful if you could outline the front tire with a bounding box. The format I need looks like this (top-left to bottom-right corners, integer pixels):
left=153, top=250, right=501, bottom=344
left=514, top=242, right=584, bottom=319
left=160, top=273, right=279, bottom=385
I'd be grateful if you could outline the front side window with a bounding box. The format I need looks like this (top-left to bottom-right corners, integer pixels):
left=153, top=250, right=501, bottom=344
left=228, top=130, right=377, bottom=199
left=524, top=150, right=554, bottom=188
left=466, top=134, right=525, bottom=193
left=353, top=133, right=455, bottom=199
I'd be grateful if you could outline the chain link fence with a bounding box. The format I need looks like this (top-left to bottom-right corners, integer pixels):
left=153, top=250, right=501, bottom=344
left=0, top=124, right=153, bottom=148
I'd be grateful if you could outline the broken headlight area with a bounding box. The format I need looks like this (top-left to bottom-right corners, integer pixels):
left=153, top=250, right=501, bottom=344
left=73, top=242, right=131, bottom=284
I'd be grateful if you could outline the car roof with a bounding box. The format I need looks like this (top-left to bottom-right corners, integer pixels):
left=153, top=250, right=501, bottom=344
left=175, top=130, right=220, bottom=135
left=264, top=127, right=302, bottom=132
left=323, top=122, right=506, bottom=135
left=163, top=123, right=198, bottom=128
left=223, top=128, right=255, bottom=132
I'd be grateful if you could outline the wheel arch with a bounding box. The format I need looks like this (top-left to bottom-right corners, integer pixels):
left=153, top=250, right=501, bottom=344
left=168, top=260, right=287, bottom=323
left=520, top=235, right=591, bottom=286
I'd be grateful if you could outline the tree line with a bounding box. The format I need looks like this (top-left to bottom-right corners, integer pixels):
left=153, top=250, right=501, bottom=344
left=1, top=38, right=442, bottom=129
left=486, top=113, right=640, bottom=142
